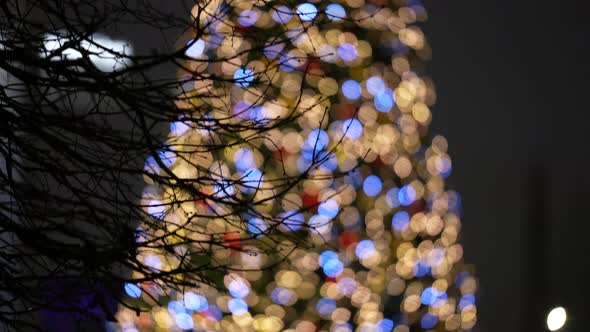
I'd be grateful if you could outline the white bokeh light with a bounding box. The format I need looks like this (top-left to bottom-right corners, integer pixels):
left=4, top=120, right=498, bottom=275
left=42, top=33, right=133, bottom=72
left=547, top=306, right=567, bottom=331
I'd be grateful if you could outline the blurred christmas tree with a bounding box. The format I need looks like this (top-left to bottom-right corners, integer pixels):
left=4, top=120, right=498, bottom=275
left=115, top=0, right=477, bottom=331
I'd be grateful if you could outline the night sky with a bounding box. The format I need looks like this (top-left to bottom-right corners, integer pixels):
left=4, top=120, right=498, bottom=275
left=424, top=1, right=590, bottom=331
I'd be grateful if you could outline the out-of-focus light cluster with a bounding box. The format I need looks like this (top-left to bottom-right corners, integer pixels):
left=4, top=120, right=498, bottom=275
left=547, top=307, right=567, bottom=331
left=41, top=33, right=133, bottom=72
left=116, top=0, right=476, bottom=331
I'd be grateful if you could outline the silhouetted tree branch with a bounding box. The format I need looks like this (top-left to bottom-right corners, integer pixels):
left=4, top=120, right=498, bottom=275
left=1, top=0, right=357, bottom=329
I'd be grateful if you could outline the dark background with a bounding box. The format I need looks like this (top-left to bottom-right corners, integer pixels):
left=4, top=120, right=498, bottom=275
left=424, top=1, right=590, bottom=331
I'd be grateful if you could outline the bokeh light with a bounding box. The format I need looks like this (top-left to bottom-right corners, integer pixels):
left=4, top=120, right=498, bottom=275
left=233, top=67, right=255, bottom=87
left=342, top=79, right=362, bottom=100
left=296, top=3, right=317, bottom=21
left=124, top=283, right=141, bottom=298
left=547, top=307, right=567, bottom=331
left=326, top=4, right=346, bottom=21
left=185, top=38, right=205, bottom=57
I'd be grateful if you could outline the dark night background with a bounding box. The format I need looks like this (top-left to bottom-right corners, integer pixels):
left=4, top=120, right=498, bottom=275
left=424, top=1, right=590, bottom=331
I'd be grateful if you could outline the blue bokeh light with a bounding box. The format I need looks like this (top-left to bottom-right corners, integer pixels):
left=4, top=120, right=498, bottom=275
left=279, top=52, right=299, bottom=72
left=234, top=148, right=255, bottom=172
left=414, top=259, right=431, bottom=277
left=241, top=168, right=263, bottom=193
left=214, top=179, right=235, bottom=198
left=319, top=151, right=339, bottom=171
left=249, top=105, right=269, bottom=125
left=208, top=304, right=223, bottom=321
left=319, top=250, right=345, bottom=276
left=363, top=175, right=383, bottom=197
left=342, top=118, right=363, bottom=140
left=355, top=239, right=376, bottom=259
left=296, top=3, right=317, bottom=21
left=272, top=6, right=293, bottom=23
left=338, top=43, right=357, bottom=62
left=398, top=185, right=417, bottom=206
left=228, top=298, right=248, bottom=315
left=144, top=156, right=160, bottom=174
left=366, top=76, right=385, bottom=96
left=322, top=258, right=344, bottom=278
left=385, top=188, right=400, bottom=208
left=278, top=211, right=305, bottom=231
left=319, top=250, right=339, bottom=267
left=459, top=294, right=476, bottom=310
left=305, top=129, right=330, bottom=151
left=168, top=300, right=185, bottom=314
left=157, top=148, right=176, bottom=169
left=374, top=88, right=395, bottom=113
left=228, top=278, right=250, bottom=299
left=421, top=287, right=438, bottom=305
left=184, top=292, right=208, bottom=311
left=233, top=67, right=255, bottom=87
left=316, top=298, right=337, bottom=315
left=318, top=199, right=339, bottom=219
left=263, top=42, right=285, bottom=60
left=147, top=200, right=166, bottom=219
left=391, top=211, right=410, bottom=232
left=124, top=283, right=141, bottom=298
left=325, top=4, right=346, bottom=21
left=271, top=287, right=293, bottom=305
left=432, top=291, right=448, bottom=308
left=175, top=312, right=194, bottom=330
left=436, top=157, right=453, bottom=178
left=297, top=155, right=311, bottom=173
left=170, top=120, right=190, bottom=136
left=238, top=9, right=259, bottom=26
left=185, top=39, right=205, bottom=58
left=308, top=214, right=330, bottom=234
left=376, top=318, right=395, bottom=332
left=344, top=168, right=364, bottom=190
left=420, top=313, right=438, bottom=329
left=301, top=131, right=330, bottom=162
left=342, top=79, right=362, bottom=100
left=247, top=218, right=268, bottom=236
